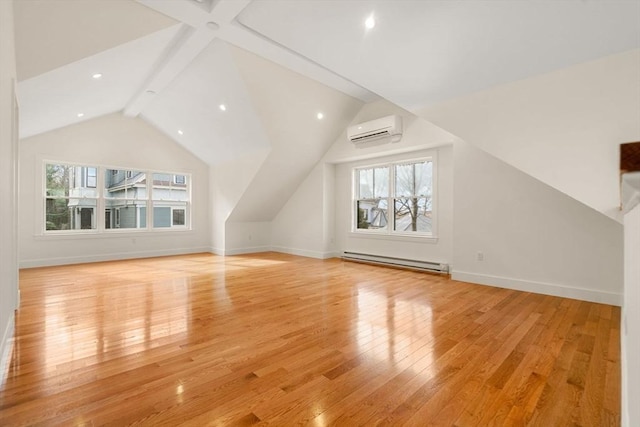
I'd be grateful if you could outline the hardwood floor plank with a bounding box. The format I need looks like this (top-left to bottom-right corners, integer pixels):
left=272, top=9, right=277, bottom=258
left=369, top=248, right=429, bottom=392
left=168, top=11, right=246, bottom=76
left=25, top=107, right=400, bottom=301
left=0, top=253, right=621, bottom=426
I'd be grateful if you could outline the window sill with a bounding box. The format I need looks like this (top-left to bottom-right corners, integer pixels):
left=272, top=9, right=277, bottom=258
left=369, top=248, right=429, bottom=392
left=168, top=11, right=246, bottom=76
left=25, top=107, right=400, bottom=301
left=347, top=231, right=438, bottom=244
left=35, top=228, right=193, bottom=240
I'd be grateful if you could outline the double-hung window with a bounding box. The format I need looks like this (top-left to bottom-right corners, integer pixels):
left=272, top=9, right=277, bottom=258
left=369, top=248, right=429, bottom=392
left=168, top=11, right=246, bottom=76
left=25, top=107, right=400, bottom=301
left=354, top=158, right=434, bottom=236
left=46, top=164, right=98, bottom=231
left=43, top=162, right=191, bottom=233
left=104, top=169, right=147, bottom=229
left=152, top=173, right=189, bottom=228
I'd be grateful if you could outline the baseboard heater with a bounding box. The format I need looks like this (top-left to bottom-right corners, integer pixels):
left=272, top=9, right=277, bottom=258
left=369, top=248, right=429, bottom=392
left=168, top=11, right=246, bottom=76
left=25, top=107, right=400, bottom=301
left=342, top=252, right=449, bottom=274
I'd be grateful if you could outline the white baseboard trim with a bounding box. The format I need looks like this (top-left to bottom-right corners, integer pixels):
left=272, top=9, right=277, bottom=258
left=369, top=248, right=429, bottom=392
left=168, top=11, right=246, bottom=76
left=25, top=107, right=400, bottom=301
left=452, top=271, right=622, bottom=306
left=0, top=313, right=15, bottom=387
left=19, top=247, right=213, bottom=269
left=209, top=247, right=225, bottom=256
left=224, top=246, right=271, bottom=256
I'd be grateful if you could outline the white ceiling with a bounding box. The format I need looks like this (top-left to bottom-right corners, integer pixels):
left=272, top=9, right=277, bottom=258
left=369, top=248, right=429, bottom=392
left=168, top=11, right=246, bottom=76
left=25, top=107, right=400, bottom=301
left=12, top=0, right=640, bottom=223
left=238, top=0, right=640, bottom=111
left=15, top=0, right=639, bottom=144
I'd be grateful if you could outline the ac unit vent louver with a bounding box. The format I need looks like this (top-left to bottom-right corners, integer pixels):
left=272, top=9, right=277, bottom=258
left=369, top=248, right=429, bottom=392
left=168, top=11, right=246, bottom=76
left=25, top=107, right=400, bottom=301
left=347, top=115, right=402, bottom=145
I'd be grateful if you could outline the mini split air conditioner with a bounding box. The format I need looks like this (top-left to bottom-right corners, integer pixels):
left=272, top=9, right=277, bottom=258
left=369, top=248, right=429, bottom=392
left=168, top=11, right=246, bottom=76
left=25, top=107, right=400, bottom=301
left=347, top=115, right=403, bottom=145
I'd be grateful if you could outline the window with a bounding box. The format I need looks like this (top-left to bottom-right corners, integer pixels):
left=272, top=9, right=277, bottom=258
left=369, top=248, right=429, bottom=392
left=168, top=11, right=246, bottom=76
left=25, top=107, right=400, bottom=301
left=45, top=164, right=98, bottom=231
left=152, top=173, right=189, bottom=228
left=355, top=167, right=389, bottom=231
left=393, top=161, right=432, bottom=233
left=354, top=158, right=433, bottom=236
left=104, top=169, right=146, bottom=229
left=86, top=167, right=97, bottom=188
left=44, top=162, right=191, bottom=233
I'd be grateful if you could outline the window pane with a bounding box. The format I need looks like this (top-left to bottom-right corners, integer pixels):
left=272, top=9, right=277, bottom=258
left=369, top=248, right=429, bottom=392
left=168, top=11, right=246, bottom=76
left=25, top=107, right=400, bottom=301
left=46, top=164, right=72, bottom=197
left=45, top=198, right=97, bottom=230
left=105, top=169, right=146, bottom=199
left=356, top=199, right=388, bottom=230
left=395, top=161, right=432, bottom=198
left=153, top=206, right=171, bottom=228
left=373, top=167, right=389, bottom=198
left=414, top=161, right=432, bottom=197
left=358, top=169, right=373, bottom=199
left=104, top=202, right=147, bottom=229
left=152, top=173, right=189, bottom=201
left=395, top=163, right=414, bottom=197
left=394, top=197, right=431, bottom=232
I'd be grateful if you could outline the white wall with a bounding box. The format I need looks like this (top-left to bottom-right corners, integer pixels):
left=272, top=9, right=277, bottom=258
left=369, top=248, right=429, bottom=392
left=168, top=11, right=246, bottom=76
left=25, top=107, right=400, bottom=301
left=210, top=149, right=268, bottom=255
left=19, top=113, right=211, bottom=267
left=324, top=100, right=457, bottom=164
left=272, top=99, right=456, bottom=263
left=0, top=0, right=19, bottom=384
left=271, top=162, right=334, bottom=258
left=623, top=199, right=640, bottom=427
left=224, top=221, right=271, bottom=255
left=335, top=146, right=453, bottom=264
left=453, top=139, right=623, bottom=305
left=226, top=46, right=362, bottom=223
left=420, top=49, right=640, bottom=222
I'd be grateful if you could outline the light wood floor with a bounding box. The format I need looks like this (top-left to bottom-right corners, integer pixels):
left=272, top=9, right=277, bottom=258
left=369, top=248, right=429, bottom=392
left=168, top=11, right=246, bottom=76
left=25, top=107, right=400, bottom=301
left=0, top=253, right=620, bottom=426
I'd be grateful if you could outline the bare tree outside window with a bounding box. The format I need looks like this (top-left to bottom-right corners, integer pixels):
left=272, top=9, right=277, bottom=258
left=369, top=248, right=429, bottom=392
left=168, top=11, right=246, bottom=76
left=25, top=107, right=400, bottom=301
left=354, top=158, right=433, bottom=235
left=394, top=161, right=432, bottom=232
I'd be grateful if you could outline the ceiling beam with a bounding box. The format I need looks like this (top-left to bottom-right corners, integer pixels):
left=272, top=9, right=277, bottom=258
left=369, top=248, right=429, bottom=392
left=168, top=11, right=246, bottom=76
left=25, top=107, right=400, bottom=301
left=126, top=0, right=374, bottom=118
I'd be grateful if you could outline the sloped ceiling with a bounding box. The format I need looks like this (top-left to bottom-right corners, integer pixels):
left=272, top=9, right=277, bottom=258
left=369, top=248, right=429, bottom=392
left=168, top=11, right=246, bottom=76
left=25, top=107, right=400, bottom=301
left=237, top=0, right=640, bottom=112
left=13, top=0, right=640, bottom=222
left=227, top=46, right=363, bottom=222
left=13, top=0, right=178, bottom=80
left=141, top=40, right=271, bottom=166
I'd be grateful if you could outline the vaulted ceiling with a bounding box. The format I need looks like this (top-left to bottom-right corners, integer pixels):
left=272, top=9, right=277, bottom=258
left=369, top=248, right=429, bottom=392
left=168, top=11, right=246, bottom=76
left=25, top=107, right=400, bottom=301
left=16, top=0, right=638, bottom=142
left=12, top=0, right=640, bottom=222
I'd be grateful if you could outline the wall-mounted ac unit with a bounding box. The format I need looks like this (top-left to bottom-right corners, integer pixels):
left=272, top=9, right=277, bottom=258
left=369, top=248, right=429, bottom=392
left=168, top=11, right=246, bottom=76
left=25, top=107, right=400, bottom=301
left=347, top=115, right=403, bottom=145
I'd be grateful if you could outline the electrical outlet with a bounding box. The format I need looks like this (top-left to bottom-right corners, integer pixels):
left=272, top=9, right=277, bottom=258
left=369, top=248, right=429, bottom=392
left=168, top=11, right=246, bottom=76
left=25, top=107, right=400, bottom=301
left=477, top=252, right=484, bottom=261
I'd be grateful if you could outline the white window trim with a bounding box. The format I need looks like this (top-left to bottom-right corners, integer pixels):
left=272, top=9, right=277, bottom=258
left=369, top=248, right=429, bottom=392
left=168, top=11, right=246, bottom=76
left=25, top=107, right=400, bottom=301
left=40, top=160, right=192, bottom=236
left=352, top=155, right=437, bottom=238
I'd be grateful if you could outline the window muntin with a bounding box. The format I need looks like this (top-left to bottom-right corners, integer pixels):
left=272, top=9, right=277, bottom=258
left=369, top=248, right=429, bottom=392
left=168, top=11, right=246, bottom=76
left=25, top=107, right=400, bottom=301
left=44, top=163, right=190, bottom=233
left=354, top=158, right=434, bottom=236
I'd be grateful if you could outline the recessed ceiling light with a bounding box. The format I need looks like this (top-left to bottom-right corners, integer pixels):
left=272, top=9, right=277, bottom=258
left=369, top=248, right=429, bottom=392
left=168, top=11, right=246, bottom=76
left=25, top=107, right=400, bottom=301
left=77, top=113, right=84, bottom=118
left=365, top=14, right=376, bottom=29
left=219, top=104, right=227, bottom=111
left=92, top=73, right=102, bottom=79
left=178, top=130, right=184, bottom=135
left=317, top=112, right=324, bottom=120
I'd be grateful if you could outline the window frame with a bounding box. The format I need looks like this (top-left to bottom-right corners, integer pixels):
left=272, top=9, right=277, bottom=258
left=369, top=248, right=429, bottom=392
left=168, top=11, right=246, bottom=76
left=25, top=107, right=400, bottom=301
left=352, top=156, right=436, bottom=238
left=41, top=161, right=192, bottom=236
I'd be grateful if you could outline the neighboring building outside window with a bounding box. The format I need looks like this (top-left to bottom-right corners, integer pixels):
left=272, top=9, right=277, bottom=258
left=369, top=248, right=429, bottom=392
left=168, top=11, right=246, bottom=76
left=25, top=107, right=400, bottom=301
left=44, top=162, right=191, bottom=233
left=152, top=173, right=188, bottom=228
left=104, top=169, right=147, bottom=230
left=354, top=158, right=434, bottom=236
left=46, top=164, right=98, bottom=231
